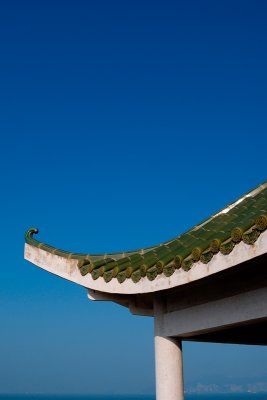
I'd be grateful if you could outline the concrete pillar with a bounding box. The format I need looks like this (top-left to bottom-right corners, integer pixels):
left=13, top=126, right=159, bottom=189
left=154, top=296, right=184, bottom=400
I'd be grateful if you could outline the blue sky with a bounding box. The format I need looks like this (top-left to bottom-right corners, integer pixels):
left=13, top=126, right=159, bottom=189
left=0, top=0, right=267, bottom=394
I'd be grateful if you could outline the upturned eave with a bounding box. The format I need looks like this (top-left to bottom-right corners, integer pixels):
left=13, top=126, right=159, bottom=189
left=24, top=229, right=267, bottom=295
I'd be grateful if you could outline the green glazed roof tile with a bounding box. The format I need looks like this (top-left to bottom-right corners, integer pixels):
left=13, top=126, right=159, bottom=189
left=25, top=181, right=267, bottom=283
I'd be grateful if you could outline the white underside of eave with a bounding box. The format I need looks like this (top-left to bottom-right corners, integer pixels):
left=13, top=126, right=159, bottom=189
left=24, top=230, right=267, bottom=295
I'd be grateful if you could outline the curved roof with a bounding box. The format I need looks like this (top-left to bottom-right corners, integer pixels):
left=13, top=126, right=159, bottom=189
left=24, top=181, right=267, bottom=294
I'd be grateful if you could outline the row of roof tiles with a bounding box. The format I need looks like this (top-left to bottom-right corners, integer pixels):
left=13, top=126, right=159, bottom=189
left=25, top=182, right=267, bottom=284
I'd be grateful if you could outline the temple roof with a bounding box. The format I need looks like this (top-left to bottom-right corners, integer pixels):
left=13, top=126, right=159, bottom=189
left=25, top=181, right=267, bottom=294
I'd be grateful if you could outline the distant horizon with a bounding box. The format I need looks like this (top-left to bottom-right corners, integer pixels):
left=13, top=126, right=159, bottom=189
left=1, top=389, right=267, bottom=395
left=0, top=391, right=267, bottom=396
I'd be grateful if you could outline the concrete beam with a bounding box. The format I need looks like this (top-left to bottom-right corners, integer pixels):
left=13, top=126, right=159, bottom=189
left=88, top=289, right=154, bottom=316
left=159, top=287, right=267, bottom=337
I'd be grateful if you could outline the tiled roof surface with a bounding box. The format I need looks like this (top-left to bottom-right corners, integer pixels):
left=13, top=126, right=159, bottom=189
left=25, top=182, right=267, bottom=284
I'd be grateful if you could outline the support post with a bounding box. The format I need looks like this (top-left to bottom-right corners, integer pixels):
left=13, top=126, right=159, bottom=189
left=154, top=296, right=184, bottom=400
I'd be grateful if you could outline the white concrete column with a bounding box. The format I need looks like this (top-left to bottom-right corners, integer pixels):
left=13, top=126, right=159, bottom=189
left=154, top=296, right=184, bottom=400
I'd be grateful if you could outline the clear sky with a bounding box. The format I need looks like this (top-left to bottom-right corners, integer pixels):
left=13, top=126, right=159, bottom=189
left=0, top=0, right=267, bottom=395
